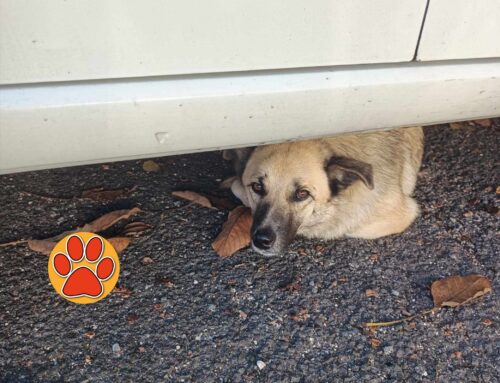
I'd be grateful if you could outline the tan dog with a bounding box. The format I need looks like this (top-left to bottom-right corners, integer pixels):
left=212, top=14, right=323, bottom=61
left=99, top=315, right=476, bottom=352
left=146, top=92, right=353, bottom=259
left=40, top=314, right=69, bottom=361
left=224, top=127, right=423, bottom=255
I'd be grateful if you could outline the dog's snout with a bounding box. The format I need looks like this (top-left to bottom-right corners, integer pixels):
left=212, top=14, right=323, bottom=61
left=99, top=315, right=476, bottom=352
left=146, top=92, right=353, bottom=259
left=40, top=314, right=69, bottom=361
left=252, top=228, right=276, bottom=250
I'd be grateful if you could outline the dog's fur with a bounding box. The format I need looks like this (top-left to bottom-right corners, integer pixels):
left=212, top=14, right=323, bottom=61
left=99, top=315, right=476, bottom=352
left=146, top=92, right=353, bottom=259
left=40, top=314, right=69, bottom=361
left=224, top=127, right=424, bottom=255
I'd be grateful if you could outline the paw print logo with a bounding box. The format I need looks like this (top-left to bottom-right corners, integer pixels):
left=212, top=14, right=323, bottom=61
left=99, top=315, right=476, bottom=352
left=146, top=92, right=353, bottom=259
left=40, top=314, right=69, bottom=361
left=48, top=232, right=120, bottom=304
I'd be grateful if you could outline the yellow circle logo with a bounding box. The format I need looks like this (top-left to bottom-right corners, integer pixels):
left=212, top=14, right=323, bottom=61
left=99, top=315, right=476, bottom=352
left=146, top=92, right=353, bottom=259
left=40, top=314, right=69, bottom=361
left=48, top=232, right=120, bottom=304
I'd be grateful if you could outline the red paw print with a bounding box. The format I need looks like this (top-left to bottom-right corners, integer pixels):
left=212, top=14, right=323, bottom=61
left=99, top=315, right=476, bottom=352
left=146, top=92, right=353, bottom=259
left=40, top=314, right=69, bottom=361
left=52, top=235, right=116, bottom=298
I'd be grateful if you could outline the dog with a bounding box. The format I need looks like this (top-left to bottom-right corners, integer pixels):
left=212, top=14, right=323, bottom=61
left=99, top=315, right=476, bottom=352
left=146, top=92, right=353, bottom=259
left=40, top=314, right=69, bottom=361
left=223, top=127, right=424, bottom=256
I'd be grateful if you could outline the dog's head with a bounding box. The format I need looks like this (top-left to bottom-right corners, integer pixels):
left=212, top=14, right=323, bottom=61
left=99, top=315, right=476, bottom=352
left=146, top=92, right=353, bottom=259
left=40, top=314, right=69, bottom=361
left=225, top=141, right=373, bottom=255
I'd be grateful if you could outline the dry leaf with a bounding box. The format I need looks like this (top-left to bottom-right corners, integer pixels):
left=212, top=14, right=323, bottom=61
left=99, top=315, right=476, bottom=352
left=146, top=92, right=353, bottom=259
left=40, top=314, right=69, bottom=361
left=449, top=122, right=464, bottom=130
left=370, top=338, right=381, bottom=348
left=142, top=160, right=161, bottom=173
left=212, top=206, right=252, bottom=257
left=172, top=190, right=214, bottom=209
left=107, top=237, right=131, bottom=254
left=431, top=274, right=492, bottom=308
left=85, top=355, right=92, bottom=365
left=77, top=208, right=141, bottom=236
left=365, top=289, right=379, bottom=298
left=28, top=208, right=141, bottom=248
left=152, top=303, right=163, bottom=312
left=27, top=239, right=56, bottom=255
left=220, top=176, right=237, bottom=189
left=157, top=276, right=175, bottom=288
left=81, top=188, right=130, bottom=202
left=475, top=118, right=492, bottom=127
left=113, top=286, right=133, bottom=299
left=481, top=319, right=493, bottom=326
left=84, top=331, right=96, bottom=339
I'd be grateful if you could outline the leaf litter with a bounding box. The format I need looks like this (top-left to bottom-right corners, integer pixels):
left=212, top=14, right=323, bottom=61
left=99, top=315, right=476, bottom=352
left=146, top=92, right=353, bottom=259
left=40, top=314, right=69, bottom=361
left=364, top=274, right=492, bottom=328
left=26, top=208, right=141, bottom=255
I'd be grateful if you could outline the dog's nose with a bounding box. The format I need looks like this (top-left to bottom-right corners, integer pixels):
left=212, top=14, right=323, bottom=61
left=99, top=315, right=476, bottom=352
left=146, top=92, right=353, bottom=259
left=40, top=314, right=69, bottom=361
left=252, top=228, right=276, bottom=250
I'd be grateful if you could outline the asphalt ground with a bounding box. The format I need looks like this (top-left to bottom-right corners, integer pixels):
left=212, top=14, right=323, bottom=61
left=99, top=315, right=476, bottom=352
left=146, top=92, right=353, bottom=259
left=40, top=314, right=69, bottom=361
left=0, top=122, right=498, bottom=382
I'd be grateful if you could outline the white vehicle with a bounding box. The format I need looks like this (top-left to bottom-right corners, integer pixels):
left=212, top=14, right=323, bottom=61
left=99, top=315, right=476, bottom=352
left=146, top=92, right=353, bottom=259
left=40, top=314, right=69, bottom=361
left=1, top=0, right=499, bottom=174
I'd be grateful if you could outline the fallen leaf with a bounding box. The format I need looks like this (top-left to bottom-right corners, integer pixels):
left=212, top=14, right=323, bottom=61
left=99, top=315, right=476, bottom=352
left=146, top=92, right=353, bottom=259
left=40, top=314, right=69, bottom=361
left=138, top=346, right=146, bottom=353
left=431, top=274, right=492, bottom=308
left=314, top=244, right=326, bottom=254
left=27, top=208, right=141, bottom=250
left=219, top=176, right=237, bottom=189
left=78, top=208, right=141, bottom=235
left=481, top=319, right=493, bottom=326
left=113, top=286, right=133, bottom=299
left=365, top=289, right=379, bottom=298
left=297, top=248, right=307, bottom=256
left=142, top=256, right=155, bottom=265
left=107, top=237, right=131, bottom=254
left=27, top=239, right=56, bottom=255
left=85, top=355, right=92, bottom=365
left=152, top=303, right=163, bottom=312
left=370, top=338, right=381, bottom=348
left=122, top=222, right=153, bottom=237
left=157, top=276, right=175, bottom=288
left=142, top=160, right=161, bottom=173
left=47, top=208, right=141, bottom=242
left=474, top=118, right=492, bottom=127
left=84, top=331, right=96, bottom=339
left=172, top=190, right=214, bottom=209
left=496, top=186, right=500, bottom=195
left=212, top=206, right=252, bottom=257
left=81, top=187, right=133, bottom=202
left=449, top=122, right=464, bottom=129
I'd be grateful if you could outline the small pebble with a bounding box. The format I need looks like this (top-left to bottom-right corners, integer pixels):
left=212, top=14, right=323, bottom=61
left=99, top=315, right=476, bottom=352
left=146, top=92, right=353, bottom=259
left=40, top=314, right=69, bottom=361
left=256, top=360, right=266, bottom=370
left=384, top=346, right=394, bottom=355
left=112, top=343, right=121, bottom=354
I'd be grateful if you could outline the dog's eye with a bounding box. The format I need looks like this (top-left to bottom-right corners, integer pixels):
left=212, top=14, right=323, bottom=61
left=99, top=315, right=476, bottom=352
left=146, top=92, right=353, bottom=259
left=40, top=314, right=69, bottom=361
left=251, top=182, right=264, bottom=195
left=295, top=189, right=310, bottom=201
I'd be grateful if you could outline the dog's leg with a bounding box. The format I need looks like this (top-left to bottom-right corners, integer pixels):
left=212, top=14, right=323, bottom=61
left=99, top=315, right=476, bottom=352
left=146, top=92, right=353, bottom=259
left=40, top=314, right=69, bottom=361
left=348, top=195, right=419, bottom=239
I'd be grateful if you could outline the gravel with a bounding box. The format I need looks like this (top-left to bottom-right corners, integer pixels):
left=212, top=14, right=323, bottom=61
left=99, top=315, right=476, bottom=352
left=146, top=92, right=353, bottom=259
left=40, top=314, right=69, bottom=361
left=0, top=122, right=498, bottom=382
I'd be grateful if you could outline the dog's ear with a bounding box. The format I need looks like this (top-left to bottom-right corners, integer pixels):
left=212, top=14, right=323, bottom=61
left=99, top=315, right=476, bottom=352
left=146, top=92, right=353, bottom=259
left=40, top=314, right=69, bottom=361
left=222, top=147, right=255, bottom=176
left=326, top=156, right=374, bottom=194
